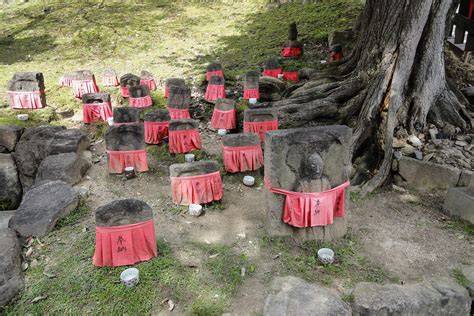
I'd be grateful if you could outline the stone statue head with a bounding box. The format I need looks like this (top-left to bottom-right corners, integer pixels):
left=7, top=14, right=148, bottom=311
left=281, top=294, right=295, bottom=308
left=303, top=152, right=324, bottom=179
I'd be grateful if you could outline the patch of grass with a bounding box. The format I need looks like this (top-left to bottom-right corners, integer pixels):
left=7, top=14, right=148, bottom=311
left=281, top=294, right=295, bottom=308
left=262, top=231, right=388, bottom=287
left=350, top=190, right=360, bottom=203
left=445, top=218, right=474, bottom=237
left=56, top=198, right=91, bottom=228
left=452, top=268, right=469, bottom=287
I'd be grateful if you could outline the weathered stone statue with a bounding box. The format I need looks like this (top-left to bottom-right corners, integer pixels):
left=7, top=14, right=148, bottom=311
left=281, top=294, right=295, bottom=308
left=264, top=125, right=352, bottom=241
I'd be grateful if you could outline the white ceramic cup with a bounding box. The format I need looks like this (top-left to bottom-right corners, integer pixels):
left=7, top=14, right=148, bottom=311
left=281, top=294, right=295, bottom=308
left=107, top=117, right=114, bottom=126
left=317, top=248, right=335, bottom=264
left=243, top=176, right=255, bottom=187
left=217, top=129, right=227, bottom=136
left=120, top=268, right=139, bottom=287
left=17, top=114, right=29, bottom=121
left=185, top=154, right=195, bottom=163
left=188, top=204, right=203, bottom=216
left=277, top=74, right=284, bottom=79
left=249, top=98, right=257, bottom=104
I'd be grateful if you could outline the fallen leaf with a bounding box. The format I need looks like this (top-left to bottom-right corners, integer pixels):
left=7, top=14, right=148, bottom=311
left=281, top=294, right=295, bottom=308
left=21, top=262, right=29, bottom=271
left=25, top=247, right=33, bottom=257
left=209, top=253, right=219, bottom=259
left=43, top=271, right=56, bottom=278
left=31, top=295, right=47, bottom=303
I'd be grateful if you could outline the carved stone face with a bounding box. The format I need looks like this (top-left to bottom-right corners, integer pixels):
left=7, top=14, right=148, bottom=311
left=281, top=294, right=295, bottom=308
left=304, top=153, right=324, bottom=179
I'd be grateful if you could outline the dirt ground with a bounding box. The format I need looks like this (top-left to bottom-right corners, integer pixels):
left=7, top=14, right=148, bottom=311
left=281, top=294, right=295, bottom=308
left=74, top=128, right=473, bottom=315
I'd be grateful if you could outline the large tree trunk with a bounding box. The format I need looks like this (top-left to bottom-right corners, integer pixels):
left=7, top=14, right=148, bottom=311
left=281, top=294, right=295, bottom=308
left=272, top=0, right=472, bottom=195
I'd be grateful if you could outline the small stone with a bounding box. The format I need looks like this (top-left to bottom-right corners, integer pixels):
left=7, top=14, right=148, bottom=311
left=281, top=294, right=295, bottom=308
left=392, top=139, right=406, bottom=149
left=407, top=135, right=422, bottom=147
left=423, top=153, right=434, bottom=161
left=428, top=128, right=438, bottom=140
left=432, top=139, right=442, bottom=146
left=392, top=184, right=407, bottom=193
left=401, top=144, right=416, bottom=156
left=455, top=140, right=468, bottom=147
left=414, top=150, right=423, bottom=160
left=30, top=259, right=39, bottom=268
left=393, top=151, right=402, bottom=160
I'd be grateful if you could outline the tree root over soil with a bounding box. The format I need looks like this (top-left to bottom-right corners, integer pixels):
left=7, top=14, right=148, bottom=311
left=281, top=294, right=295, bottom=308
left=269, top=0, right=472, bottom=195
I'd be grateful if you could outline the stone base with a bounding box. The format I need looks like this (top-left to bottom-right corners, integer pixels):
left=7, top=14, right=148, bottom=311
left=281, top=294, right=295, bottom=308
left=444, top=187, right=474, bottom=224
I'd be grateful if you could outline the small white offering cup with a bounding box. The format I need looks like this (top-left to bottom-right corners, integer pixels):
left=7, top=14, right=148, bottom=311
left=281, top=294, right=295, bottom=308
left=188, top=204, right=203, bottom=216
left=17, top=114, right=29, bottom=121
left=243, top=176, right=255, bottom=187
left=120, top=268, right=139, bottom=287
left=249, top=98, right=257, bottom=105
left=217, top=129, right=227, bottom=136
left=277, top=74, right=284, bottom=79
left=107, top=117, right=114, bottom=126
left=185, top=154, right=195, bottom=163
left=317, top=248, right=335, bottom=264
left=320, top=60, right=328, bottom=64
left=124, top=166, right=136, bottom=179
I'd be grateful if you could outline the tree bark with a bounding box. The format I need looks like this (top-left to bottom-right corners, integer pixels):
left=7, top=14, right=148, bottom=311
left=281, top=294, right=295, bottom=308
left=272, top=0, right=472, bottom=194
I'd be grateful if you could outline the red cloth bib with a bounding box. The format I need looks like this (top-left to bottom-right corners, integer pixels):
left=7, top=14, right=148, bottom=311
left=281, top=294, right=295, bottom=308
left=140, top=79, right=157, bottom=91
left=164, top=85, right=169, bottom=98
left=168, top=107, right=191, bottom=120
left=59, top=76, right=72, bottom=87
left=93, top=219, right=157, bottom=267
left=129, top=95, right=152, bottom=108
left=144, top=121, right=169, bottom=144
left=283, top=71, right=299, bottom=82
left=265, top=179, right=349, bottom=228
left=206, top=70, right=224, bottom=81
left=120, top=86, right=129, bottom=97
left=83, top=102, right=113, bottom=123
left=205, top=84, right=225, bottom=101
left=243, top=88, right=260, bottom=100
left=7, top=90, right=45, bottom=110
left=262, top=68, right=282, bottom=78
left=72, top=79, right=99, bottom=98
left=211, top=108, right=236, bottom=130
left=281, top=47, right=302, bottom=57
left=223, top=145, right=263, bottom=173
left=103, top=76, right=119, bottom=87
left=107, top=149, right=148, bottom=173
left=171, top=171, right=223, bottom=205
left=330, top=52, right=343, bottom=61
left=243, top=120, right=278, bottom=142
left=168, top=129, right=202, bottom=153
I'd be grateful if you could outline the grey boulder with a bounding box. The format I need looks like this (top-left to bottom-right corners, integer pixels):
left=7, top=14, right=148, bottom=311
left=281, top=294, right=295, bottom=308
left=35, top=153, right=90, bottom=185
left=0, top=125, right=23, bottom=152
left=0, top=228, right=24, bottom=306
left=9, top=180, right=78, bottom=237
left=0, top=154, right=22, bottom=210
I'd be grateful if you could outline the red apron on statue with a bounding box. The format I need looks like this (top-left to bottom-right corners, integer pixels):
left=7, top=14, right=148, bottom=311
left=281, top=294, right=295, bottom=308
left=167, top=107, right=191, bottom=120
left=83, top=102, right=113, bottom=123
left=281, top=47, right=302, bottom=57
left=140, top=79, right=157, bottom=91
left=72, top=80, right=99, bottom=98
left=59, top=76, right=72, bottom=87
left=103, top=76, right=119, bottom=87
left=144, top=121, right=169, bottom=144
left=121, top=86, right=130, bottom=98
left=265, top=179, right=349, bottom=228
left=168, top=129, right=202, bottom=153
left=283, top=71, right=299, bottom=82
left=8, top=90, right=45, bottom=110
left=171, top=171, right=223, bottom=205
left=243, top=88, right=260, bottom=100
left=206, top=70, right=224, bottom=81
left=243, top=120, right=278, bottom=142
left=205, top=84, right=225, bottom=101
left=92, top=219, right=157, bottom=267
left=129, top=95, right=152, bottom=108
left=262, top=68, right=283, bottom=78
left=223, top=145, right=264, bottom=173
left=107, top=149, right=148, bottom=173
left=211, top=108, right=236, bottom=130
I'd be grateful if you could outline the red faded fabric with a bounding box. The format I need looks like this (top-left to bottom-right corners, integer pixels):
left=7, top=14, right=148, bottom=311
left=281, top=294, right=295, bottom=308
left=223, top=145, right=263, bottom=173
left=265, top=179, right=350, bottom=228
left=281, top=47, right=302, bottom=57
left=168, top=129, right=202, bottom=153
left=83, top=102, right=113, bottom=123
left=283, top=71, right=299, bottom=82
left=205, top=84, right=225, bottom=101
left=171, top=171, right=223, bottom=205
left=103, top=76, right=119, bottom=87
left=107, top=149, right=148, bottom=173
left=59, top=76, right=72, bottom=87
left=144, top=121, right=169, bottom=144
left=243, top=88, right=260, bottom=100
left=211, top=108, right=236, bottom=130
left=206, top=70, right=224, bottom=81
left=168, top=107, right=191, bottom=120
left=140, top=79, right=157, bottom=91
left=164, top=86, right=169, bottom=98
left=262, top=68, right=282, bottom=78
left=92, top=219, right=157, bottom=267
left=121, top=86, right=129, bottom=98
left=129, top=95, right=152, bottom=108
left=8, top=90, right=45, bottom=110
left=330, top=52, right=343, bottom=62
left=243, top=120, right=278, bottom=142
left=72, top=80, right=99, bottom=98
